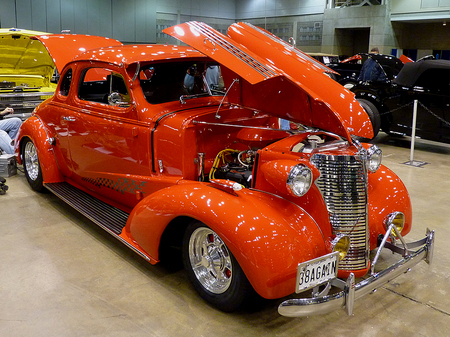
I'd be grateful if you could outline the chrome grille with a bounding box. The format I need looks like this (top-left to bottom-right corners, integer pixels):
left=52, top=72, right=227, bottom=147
left=311, top=153, right=369, bottom=271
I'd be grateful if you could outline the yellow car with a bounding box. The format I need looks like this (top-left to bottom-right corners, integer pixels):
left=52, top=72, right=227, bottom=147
left=0, top=28, right=55, bottom=120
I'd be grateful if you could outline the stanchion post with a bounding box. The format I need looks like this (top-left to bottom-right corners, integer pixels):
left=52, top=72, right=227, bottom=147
left=409, top=99, right=418, bottom=162
left=404, top=99, right=428, bottom=167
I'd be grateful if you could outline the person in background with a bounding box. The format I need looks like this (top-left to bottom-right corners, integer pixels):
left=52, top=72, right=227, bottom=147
left=0, top=107, right=22, bottom=154
left=184, top=64, right=201, bottom=94
left=357, top=47, right=387, bottom=82
left=280, top=119, right=291, bottom=130
left=205, top=65, right=220, bottom=90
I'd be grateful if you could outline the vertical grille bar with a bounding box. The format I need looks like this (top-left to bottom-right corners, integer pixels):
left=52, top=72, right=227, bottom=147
left=312, top=154, right=369, bottom=271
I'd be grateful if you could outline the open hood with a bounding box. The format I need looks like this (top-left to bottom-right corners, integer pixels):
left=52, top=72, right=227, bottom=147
left=31, top=34, right=123, bottom=75
left=0, top=28, right=53, bottom=81
left=163, top=22, right=373, bottom=140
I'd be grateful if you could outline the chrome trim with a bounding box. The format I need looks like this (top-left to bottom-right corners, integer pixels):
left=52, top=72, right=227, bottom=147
left=132, top=61, right=140, bottom=83
left=372, top=212, right=406, bottom=275
left=366, top=145, right=382, bottom=173
left=312, top=153, right=369, bottom=271
left=215, top=78, right=239, bottom=119
left=197, top=152, right=205, bottom=182
left=278, top=228, right=434, bottom=317
left=287, top=164, right=313, bottom=197
left=187, top=21, right=278, bottom=79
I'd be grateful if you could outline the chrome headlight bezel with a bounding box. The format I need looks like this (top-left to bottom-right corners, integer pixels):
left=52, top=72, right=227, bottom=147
left=366, top=145, right=382, bottom=173
left=287, top=164, right=313, bottom=197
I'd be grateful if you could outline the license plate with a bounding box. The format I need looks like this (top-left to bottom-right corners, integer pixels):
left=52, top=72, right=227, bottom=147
left=295, top=252, right=339, bottom=293
left=23, top=102, right=39, bottom=107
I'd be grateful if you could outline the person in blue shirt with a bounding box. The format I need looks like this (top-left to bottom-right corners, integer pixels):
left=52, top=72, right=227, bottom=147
left=357, top=47, right=387, bottom=82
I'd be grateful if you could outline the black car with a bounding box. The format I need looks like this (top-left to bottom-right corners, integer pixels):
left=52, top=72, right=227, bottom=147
left=329, top=53, right=404, bottom=89
left=352, top=59, right=450, bottom=143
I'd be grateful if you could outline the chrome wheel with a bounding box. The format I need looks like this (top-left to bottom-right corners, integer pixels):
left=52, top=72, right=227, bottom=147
left=188, top=227, right=233, bottom=294
left=22, top=138, right=44, bottom=192
left=24, top=141, right=39, bottom=181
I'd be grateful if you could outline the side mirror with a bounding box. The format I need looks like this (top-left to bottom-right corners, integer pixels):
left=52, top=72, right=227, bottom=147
left=108, top=92, right=130, bottom=107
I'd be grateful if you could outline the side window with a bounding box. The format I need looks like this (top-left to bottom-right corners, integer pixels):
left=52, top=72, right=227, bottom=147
left=138, top=62, right=224, bottom=104
left=78, top=67, right=131, bottom=107
left=415, top=69, right=450, bottom=95
left=59, top=68, right=72, bottom=96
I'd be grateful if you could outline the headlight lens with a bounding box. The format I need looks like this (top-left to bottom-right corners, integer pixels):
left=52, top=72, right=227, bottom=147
left=286, top=164, right=313, bottom=197
left=384, top=212, right=405, bottom=238
left=331, top=234, right=350, bottom=261
left=366, top=145, right=382, bottom=173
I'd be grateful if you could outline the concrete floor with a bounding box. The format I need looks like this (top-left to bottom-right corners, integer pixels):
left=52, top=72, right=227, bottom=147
left=1, top=133, right=450, bottom=337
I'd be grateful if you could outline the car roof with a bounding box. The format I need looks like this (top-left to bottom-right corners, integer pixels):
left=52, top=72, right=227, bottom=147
left=394, top=59, right=450, bottom=87
left=72, top=44, right=205, bottom=66
left=34, top=26, right=373, bottom=140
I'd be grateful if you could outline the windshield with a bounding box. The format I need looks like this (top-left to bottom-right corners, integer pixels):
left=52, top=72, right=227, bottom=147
left=139, top=61, right=224, bottom=104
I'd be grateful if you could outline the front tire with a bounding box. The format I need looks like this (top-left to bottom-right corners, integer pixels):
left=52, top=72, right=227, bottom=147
left=22, top=138, right=44, bottom=192
left=182, top=221, right=254, bottom=312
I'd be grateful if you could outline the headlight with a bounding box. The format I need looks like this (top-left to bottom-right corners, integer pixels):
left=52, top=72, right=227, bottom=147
left=331, top=234, right=350, bottom=261
left=366, top=145, right=382, bottom=173
left=384, top=212, right=405, bottom=238
left=286, top=164, right=313, bottom=197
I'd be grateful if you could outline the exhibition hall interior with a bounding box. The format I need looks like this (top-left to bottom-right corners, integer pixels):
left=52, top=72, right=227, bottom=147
left=1, top=0, right=450, bottom=336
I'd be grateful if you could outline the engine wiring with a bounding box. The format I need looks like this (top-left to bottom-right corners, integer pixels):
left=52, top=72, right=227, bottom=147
left=209, top=149, right=240, bottom=180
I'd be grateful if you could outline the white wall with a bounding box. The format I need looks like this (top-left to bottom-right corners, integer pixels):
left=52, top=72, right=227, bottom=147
left=236, top=0, right=326, bottom=19
left=157, top=0, right=235, bottom=20
left=391, top=0, right=450, bottom=14
left=0, top=0, right=237, bottom=43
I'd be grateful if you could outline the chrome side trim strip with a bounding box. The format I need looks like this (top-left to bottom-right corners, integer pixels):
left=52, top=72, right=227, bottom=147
left=187, top=21, right=278, bottom=79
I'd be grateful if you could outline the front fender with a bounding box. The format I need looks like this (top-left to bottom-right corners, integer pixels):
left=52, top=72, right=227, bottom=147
left=125, top=182, right=328, bottom=299
left=15, top=116, right=63, bottom=183
left=368, top=164, right=412, bottom=249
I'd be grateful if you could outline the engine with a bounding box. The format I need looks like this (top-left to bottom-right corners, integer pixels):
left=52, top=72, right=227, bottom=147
left=209, top=149, right=256, bottom=187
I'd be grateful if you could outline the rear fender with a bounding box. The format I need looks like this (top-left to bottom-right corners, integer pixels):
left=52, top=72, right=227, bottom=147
left=16, top=116, right=63, bottom=183
left=125, top=182, right=328, bottom=299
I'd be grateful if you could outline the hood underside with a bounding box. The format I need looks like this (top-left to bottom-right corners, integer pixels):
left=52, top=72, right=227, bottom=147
left=163, top=22, right=373, bottom=140
left=30, top=34, right=123, bottom=75
left=0, top=28, right=54, bottom=82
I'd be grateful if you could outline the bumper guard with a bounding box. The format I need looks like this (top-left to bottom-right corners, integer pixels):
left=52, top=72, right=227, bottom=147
left=278, top=228, right=435, bottom=317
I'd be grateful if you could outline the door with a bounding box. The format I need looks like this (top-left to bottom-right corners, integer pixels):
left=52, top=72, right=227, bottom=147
left=44, top=67, right=74, bottom=178
left=67, top=65, right=151, bottom=209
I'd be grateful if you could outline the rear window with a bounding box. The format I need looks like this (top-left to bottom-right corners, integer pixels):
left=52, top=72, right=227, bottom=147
left=414, top=69, right=450, bottom=94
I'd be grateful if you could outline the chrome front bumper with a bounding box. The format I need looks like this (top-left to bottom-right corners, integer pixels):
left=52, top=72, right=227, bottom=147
left=278, top=228, right=435, bottom=317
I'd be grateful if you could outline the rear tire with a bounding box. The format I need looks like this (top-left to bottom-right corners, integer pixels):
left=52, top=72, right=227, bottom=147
left=357, top=98, right=381, bottom=138
left=22, top=138, right=44, bottom=192
left=182, top=221, right=254, bottom=312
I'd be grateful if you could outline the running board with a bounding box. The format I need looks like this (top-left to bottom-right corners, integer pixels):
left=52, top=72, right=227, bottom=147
left=45, top=182, right=153, bottom=263
left=45, top=182, right=128, bottom=235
